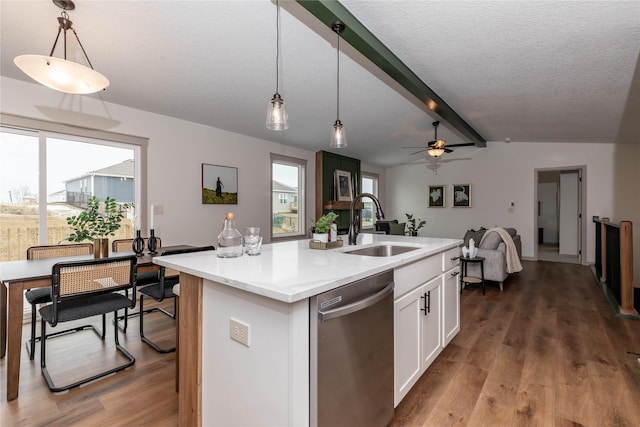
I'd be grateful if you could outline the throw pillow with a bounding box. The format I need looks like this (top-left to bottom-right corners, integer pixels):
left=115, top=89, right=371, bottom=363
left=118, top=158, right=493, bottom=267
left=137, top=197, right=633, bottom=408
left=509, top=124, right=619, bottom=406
left=389, top=223, right=406, bottom=235
left=503, top=227, right=517, bottom=237
left=375, top=220, right=398, bottom=234
left=479, top=231, right=502, bottom=250
left=463, top=227, right=487, bottom=246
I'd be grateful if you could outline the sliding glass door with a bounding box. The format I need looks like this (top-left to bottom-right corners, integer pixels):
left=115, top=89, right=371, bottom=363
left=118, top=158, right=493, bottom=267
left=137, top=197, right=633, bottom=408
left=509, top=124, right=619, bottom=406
left=0, top=128, right=139, bottom=261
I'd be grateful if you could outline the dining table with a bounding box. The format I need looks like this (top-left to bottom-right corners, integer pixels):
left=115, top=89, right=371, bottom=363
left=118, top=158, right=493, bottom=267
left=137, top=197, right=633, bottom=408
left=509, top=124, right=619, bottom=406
left=0, top=245, right=191, bottom=401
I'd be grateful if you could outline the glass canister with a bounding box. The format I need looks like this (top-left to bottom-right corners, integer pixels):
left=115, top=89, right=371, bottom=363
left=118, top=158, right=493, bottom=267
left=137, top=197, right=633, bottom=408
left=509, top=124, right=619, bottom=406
left=217, top=212, right=243, bottom=258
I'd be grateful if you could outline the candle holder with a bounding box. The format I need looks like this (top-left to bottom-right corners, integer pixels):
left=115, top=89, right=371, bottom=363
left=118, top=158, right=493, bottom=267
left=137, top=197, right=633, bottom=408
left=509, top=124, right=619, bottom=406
left=147, top=229, right=158, bottom=254
left=132, top=230, right=145, bottom=256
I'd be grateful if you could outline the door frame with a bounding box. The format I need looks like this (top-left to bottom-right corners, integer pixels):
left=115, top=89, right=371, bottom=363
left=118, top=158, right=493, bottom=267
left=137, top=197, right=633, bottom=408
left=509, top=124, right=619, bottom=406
left=534, top=166, right=586, bottom=263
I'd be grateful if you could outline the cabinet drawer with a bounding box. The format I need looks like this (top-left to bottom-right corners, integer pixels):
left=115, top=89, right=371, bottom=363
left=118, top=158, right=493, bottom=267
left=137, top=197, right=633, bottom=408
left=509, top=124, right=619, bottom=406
left=394, top=255, right=441, bottom=298
left=443, top=246, right=462, bottom=272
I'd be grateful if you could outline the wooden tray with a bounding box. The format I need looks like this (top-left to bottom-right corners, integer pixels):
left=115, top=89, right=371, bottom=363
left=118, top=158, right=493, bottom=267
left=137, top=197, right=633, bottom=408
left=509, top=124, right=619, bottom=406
left=309, top=238, right=344, bottom=250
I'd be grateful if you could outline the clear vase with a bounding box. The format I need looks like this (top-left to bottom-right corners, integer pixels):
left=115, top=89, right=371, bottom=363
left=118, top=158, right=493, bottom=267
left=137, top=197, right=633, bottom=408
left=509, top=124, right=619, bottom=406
left=217, top=213, right=243, bottom=258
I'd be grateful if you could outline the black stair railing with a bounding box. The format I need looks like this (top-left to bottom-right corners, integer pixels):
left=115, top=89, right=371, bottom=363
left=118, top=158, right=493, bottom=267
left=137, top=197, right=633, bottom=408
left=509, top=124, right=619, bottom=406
left=593, top=216, right=635, bottom=315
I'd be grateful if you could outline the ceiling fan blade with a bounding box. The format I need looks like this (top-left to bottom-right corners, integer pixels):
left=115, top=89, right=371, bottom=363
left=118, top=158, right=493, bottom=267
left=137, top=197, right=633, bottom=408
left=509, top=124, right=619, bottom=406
left=445, top=142, right=476, bottom=148
left=438, top=157, right=472, bottom=163
left=402, top=146, right=427, bottom=149
left=444, top=148, right=453, bottom=153
left=409, top=149, right=425, bottom=155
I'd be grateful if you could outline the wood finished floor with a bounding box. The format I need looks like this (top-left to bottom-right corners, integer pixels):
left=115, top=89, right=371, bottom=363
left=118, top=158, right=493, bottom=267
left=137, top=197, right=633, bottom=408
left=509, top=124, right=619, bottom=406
left=2, top=261, right=639, bottom=426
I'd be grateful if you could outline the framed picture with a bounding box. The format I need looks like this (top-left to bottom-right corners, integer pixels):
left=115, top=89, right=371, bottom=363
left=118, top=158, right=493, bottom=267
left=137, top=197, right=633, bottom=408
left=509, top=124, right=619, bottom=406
left=428, top=185, right=445, bottom=208
left=452, top=184, right=471, bottom=208
left=202, top=163, right=238, bottom=204
left=335, top=169, right=353, bottom=201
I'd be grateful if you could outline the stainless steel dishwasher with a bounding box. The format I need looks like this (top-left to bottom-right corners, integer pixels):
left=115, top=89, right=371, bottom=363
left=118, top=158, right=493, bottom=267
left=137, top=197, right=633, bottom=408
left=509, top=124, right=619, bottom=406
left=310, top=269, right=394, bottom=427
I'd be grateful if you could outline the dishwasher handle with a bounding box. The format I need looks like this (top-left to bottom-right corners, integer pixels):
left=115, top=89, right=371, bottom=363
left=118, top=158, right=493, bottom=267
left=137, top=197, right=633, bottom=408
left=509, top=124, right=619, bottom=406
left=319, top=281, right=394, bottom=321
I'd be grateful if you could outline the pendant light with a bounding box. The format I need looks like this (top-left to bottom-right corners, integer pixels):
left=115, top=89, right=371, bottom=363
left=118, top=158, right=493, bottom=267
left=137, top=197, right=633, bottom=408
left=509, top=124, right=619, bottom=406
left=266, top=0, right=289, bottom=131
left=330, top=22, right=347, bottom=149
left=13, top=0, right=109, bottom=95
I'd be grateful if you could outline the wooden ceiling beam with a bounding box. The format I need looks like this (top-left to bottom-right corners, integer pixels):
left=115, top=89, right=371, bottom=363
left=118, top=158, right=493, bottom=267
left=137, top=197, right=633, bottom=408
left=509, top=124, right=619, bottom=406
left=295, top=0, right=486, bottom=147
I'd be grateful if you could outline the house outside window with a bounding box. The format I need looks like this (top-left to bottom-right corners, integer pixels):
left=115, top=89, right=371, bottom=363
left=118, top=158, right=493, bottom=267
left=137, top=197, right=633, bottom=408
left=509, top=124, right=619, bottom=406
left=271, top=154, right=306, bottom=239
left=361, top=173, right=379, bottom=229
left=0, top=124, right=145, bottom=262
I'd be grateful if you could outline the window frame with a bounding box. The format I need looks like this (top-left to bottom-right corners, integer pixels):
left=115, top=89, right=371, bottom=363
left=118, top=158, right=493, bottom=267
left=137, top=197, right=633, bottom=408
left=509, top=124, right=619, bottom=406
left=1, top=113, right=148, bottom=249
left=270, top=153, right=306, bottom=240
left=360, top=172, right=379, bottom=229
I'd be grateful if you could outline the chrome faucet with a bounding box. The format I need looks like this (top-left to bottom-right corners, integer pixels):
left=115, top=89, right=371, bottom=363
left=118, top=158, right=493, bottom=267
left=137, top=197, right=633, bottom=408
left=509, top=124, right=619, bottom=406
left=348, top=193, right=385, bottom=245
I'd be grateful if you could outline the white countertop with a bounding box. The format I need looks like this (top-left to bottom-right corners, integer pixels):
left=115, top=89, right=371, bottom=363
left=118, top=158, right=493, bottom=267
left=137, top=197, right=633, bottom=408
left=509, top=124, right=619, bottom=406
left=153, top=233, right=462, bottom=303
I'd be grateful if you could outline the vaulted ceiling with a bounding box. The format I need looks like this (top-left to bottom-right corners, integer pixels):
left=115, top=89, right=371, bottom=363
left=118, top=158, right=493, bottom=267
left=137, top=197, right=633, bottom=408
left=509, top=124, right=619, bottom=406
left=1, top=1, right=638, bottom=167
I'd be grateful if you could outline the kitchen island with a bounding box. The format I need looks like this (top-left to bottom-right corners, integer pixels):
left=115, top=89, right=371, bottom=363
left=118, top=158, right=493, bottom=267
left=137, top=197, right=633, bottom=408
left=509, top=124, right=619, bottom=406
left=153, top=233, right=462, bottom=426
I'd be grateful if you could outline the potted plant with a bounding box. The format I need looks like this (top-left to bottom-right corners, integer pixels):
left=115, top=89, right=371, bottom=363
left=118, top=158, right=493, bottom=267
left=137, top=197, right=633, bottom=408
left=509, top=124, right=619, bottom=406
left=405, top=213, right=426, bottom=236
left=66, top=196, right=133, bottom=258
left=311, top=212, right=339, bottom=243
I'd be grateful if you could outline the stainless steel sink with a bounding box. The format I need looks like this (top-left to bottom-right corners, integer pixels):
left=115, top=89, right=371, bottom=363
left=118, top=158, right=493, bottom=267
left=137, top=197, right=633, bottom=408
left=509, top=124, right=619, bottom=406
left=342, top=244, right=419, bottom=257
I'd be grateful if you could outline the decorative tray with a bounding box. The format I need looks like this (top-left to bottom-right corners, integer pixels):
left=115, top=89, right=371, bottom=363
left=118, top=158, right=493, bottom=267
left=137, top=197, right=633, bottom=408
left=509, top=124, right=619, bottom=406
left=309, top=238, right=344, bottom=250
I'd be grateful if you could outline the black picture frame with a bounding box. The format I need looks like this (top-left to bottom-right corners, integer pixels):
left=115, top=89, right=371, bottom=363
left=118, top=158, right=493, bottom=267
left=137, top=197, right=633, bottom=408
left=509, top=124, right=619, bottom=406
left=452, top=184, right=471, bottom=208
left=428, top=185, right=445, bottom=208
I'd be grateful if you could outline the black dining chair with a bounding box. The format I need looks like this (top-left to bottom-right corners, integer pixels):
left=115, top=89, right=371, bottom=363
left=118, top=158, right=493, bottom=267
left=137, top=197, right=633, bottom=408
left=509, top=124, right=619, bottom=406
left=24, top=243, right=94, bottom=360
left=139, top=246, right=215, bottom=353
left=39, top=255, right=138, bottom=392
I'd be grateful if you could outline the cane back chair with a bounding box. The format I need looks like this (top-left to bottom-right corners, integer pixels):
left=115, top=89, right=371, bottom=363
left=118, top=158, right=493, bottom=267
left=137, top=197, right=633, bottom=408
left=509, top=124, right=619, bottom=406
left=39, top=255, right=137, bottom=392
left=24, top=243, right=94, bottom=360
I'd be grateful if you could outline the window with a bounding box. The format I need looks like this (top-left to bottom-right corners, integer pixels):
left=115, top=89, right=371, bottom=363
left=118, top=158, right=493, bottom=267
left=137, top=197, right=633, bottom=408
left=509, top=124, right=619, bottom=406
left=1, top=115, right=147, bottom=262
left=361, top=172, right=379, bottom=229
left=271, top=154, right=306, bottom=239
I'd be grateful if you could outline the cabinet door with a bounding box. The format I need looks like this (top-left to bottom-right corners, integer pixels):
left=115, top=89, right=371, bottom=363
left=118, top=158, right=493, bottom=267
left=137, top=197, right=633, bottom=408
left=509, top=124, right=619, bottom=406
left=420, top=276, right=442, bottom=371
left=394, top=286, right=423, bottom=406
left=442, top=267, right=460, bottom=346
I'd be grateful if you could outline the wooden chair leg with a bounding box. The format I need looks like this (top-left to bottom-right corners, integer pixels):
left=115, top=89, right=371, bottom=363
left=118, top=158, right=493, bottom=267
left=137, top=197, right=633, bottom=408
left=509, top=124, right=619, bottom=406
left=175, top=295, right=179, bottom=393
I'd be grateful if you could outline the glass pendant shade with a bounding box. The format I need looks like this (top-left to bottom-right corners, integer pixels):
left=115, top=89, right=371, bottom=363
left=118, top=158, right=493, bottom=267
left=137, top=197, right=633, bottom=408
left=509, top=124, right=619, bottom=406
left=13, top=2, right=108, bottom=95
left=266, top=0, right=289, bottom=131
left=330, top=22, right=347, bottom=148
left=266, top=93, right=289, bottom=130
left=330, top=119, right=347, bottom=148
left=14, top=54, right=109, bottom=94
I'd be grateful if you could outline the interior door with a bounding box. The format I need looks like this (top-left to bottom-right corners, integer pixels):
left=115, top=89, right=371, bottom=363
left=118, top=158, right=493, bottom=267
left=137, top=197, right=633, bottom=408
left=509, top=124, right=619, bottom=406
left=559, top=171, right=579, bottom=255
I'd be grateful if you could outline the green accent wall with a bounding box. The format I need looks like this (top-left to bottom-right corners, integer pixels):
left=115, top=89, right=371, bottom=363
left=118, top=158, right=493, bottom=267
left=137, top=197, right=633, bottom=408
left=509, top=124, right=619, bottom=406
left=316, top=150, right=360, bottom=232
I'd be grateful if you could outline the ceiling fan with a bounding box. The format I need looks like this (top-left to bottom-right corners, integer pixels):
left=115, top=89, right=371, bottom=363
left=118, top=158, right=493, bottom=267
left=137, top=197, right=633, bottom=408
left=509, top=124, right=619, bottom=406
left=404, top=156, right=472, bottom=174
left=404, top=121, right=475, bottom=157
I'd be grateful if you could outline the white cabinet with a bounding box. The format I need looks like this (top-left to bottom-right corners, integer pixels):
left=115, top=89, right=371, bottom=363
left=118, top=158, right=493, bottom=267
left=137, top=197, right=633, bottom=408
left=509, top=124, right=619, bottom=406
left=442, top=267, right=460, bottom=346
left=393, top=248, right=460, bottom=407
left=394, top=276, right=442, bottom=406
left=394, top=284, right=423, bottom=405
left=442, top=246, right=461, bottom=346
left=420, top=277, right=443, bottom=368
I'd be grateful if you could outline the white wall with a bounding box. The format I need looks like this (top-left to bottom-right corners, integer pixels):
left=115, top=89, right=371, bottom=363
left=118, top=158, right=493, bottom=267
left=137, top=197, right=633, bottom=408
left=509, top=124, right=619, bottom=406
left=538, top=182, right=558, bottom=244
left=1, top=77, right=316, bottom=247
left=613, top=143, right=640, bottom=288
left=385, top=141, right=618, bottom=263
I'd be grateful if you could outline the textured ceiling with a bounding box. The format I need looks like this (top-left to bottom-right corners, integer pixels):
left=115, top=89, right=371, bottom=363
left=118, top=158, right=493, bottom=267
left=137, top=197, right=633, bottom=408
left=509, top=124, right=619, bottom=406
left=1, top=1, right=638, bottom=168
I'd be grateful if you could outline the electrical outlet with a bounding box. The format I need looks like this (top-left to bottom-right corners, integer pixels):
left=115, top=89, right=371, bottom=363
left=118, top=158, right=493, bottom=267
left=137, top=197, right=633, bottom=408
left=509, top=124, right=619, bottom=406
left=229, top=318, right=250, bottom=347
